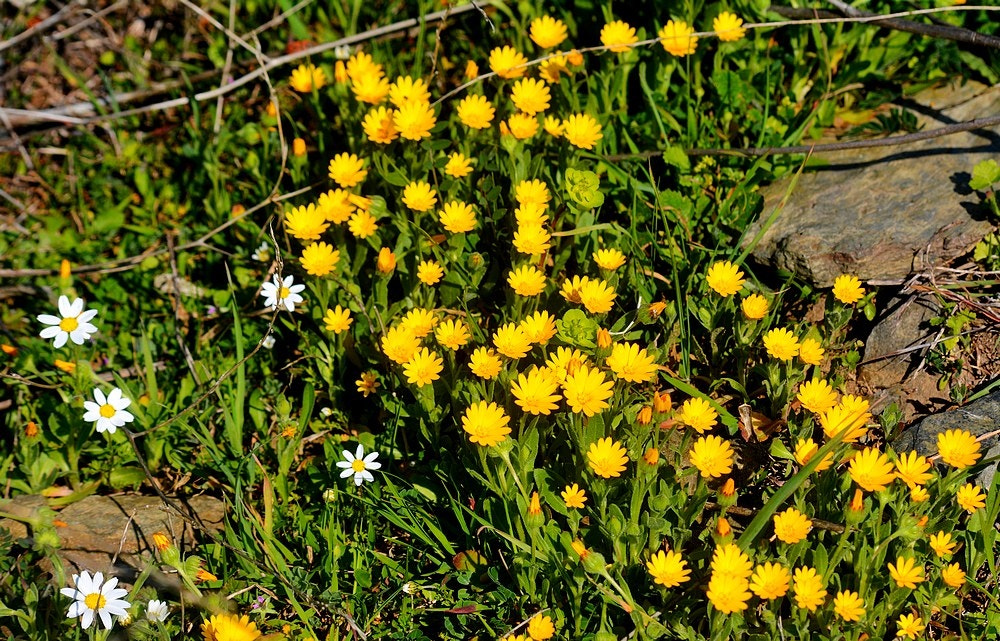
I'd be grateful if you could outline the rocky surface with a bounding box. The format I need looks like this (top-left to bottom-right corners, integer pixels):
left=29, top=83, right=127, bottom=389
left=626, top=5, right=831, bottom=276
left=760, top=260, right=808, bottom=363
left=747, top=81, right=999, bottom=287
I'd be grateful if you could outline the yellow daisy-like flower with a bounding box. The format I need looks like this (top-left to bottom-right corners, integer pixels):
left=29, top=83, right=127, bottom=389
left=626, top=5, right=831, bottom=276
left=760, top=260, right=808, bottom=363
left=444, top=152, right=473, bottom=178
left=464, top=60, right=478, bottom=79
left=888, top=556, right=925, bottom=589
left=520, top=311, right=557, bottom=345
left=508, top=265, right=547, bottom=297
left=773, top=508, right=812, bottom=544
left=929, top=531, right=957, bottom=558
left=511, top=365, right=562, bottom=415
left=941, top=563, right=966, bottom=588
left=381, top=326, right=421, bottom=364
left=659, top=20, right=698, bottom=56
left=388, top=75, right=430, bottom=107
left=469, top=347, right=503, bottom=379
left=849, top=448, right=896, bottom=492
left=538, top=53, right=569, bottom=83
left=317, top=188, right=354, bottom=224
left=910, top=485, right=930, bottom=503
left=560, top=275, right=590, bottom=304
left=360, top=107, right=398, bottom=145
left=434, top=319, right=470, bottom=351
left=740, top=293, right=768, bottom=320
left=895, top=451, right=932, bottom=487
left=402, top=181, right=437, bottom=212
left=376, top=247, right=396, bottom=274
left=798, top=338, right=825, bottom=366
left=529, top=16, right=568, bottom=48
left=334, top=60, right=348, bottom=84
left=300, top=242, right=340, bottom=276
left=833, top=590, right=866, bottom=622
left=526, top=614, right=554, bottom=641
left=689, top=435, right=734, bottom=479
left=579, top=278, right=617, bottom=314
left=543, top=115, right=563, bottom=137
left=600, top=20, right=638, bottom=52
left=749, top=562, right=790, bottom=600
left=285, top=204, right=329, bottom=240
left=677, top=397, right=718, bottom=433
left=564, top=365, right=615, bottom=417
left=507, top=113, right=539, bottom=139
left=937, top=428, right=981, bottom=469
left=355, top=372, right=379, bottom=397
left=515, top=202, right=549, bottom=228
left=763, top=328, right=799, bottom=361
left=417, top=260, right=444, bottom=285
left=513, top=225, right=551, bottom=255
left=606, top=342, right=657, bottom=383
left=820, top=395, right=871, bottom=443
left=593, top=248, right=626, bottom=270
left=587, top=437, right=629, bottom=478
left=515, top=179, right=551, bottom=208
left=706, top=261, right=745, bottom=296
left=510, top=78, right=551, bottom=115
left=488, top=46, right=528, bottom=79
left=201, top=613, right=261, bottom=641
left=561, top=483, right=588, bottom=509
left=792, top=566, right=826, bottom=611
left=896, top=614, right=924, bottom=640
left=400, top=308, right=437, bottom=338
left=402, top=348, right=443, bottom=387
left=647, top=550, right=691, bottom=588
left=439, top=201, right=477, bottom=233
left=290, top=63, right=325, bottom=93
left=456, top=94, right=495, bottom=129
left=956, top=483, right=986, bottom=513
left=462, top=401, right=511, bottom=447
left=796, top=379, right=839, bottom=414
left=713, top=11, right=746, bottom=42
left=393, top=100, right=436, bottom=141
left=793, top=438, right=833, bottom=472
left=350, top=73, right=391, bottom=104
left=347, top=210, right=378, bottom=239
left=292, top=138, right=306, bottom=156
left=493, top=323, right=532, bottom=359
left=711, top=543, right=753, bottom=580
left=546, top=347, right=589, bottom=383
left=323, top=305, right=352, bottom=334
left=345, top=51, right=382, bottom=82
left=562, top=113, right=603, bottom=150
left=328, top=153, right=367, bottom=188
left=832, top=274, right=865, bottom=304
left=705, top=572, right=751, bottom=614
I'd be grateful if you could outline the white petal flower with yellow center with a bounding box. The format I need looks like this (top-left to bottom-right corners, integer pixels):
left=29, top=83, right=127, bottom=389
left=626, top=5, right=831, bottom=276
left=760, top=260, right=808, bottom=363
left=336, top=444, right=382, bottom=486
left=261, top=274, right=305, bottom=312
left=82, top=387, right=135, bottom=434
left=37, top=295, right=99, bottom=348
left=146, top=599, right=169, bottom=623
left=60, top=570, right=131, bottom=630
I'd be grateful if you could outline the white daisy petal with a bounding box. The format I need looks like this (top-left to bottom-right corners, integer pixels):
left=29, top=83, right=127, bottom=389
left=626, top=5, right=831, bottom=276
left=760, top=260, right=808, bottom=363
left=38, top=314, right=61, bottom=325
left=66, top=601, right=86, bottom=618
left=353, top=474, right=364, bottom=486
left=360, top=470, right=374, bottom=483
left=53, top=332, right=68, bottom=349
left=58, top=296, right=74, bottom=318
left=366, top=461, right=382, bottom=471
left=67, top=297, right=84, bottom=317
left=339, top=468, right=355, bottom=479
left=354, top=444, right=365, bottom=459
left=98, top=609, right=113, bottom=630
left=77, top=309, right=99, bottom=323
left=80, top=609, right=94, bottom=629
left=335, top=461, right=352, bottom=469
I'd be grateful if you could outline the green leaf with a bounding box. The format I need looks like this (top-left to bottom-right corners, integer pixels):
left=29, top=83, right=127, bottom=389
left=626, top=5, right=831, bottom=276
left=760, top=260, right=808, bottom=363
left=661, top=145, right=690, bottom=172
left=970, top=159, right=1000, bottom=191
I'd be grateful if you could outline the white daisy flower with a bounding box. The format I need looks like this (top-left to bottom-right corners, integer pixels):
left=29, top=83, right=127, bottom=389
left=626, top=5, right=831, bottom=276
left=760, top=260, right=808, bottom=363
left=251, top=242, right=271, bottom=262
left=60, top=570, right=131, bottom=630
left=260, top=274, right=305, bottom=312
left=146, top=599, right=169, bottom=623
left=261, top=335, right=276, bottom=349
left=82, top=387, right=135, bottom=434
left=37, top=295, right=99, bottom=348
left=336, top=444, right=382, bottom=486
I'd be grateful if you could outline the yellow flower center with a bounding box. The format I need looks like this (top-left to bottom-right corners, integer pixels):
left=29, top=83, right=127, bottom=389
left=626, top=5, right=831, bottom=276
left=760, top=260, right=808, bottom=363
left=278, top=286, right=290, bottom=299
left=351, top=459, right=367, bottom=472
left=59, top=317, right=79, bottom=332
left=99, top=403, right=116, bottom=419
left=84, top=593, right=107, bottom=610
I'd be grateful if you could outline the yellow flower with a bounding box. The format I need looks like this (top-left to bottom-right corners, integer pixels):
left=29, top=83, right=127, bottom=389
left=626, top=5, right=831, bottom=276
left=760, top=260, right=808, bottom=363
left=820, top=395, right=871, bottom=443
left=346, top=51, right=382, bottom=82
left=347, top=210, right=378, bottom=238
left=579, top=278, right=617, bottom=314
left=439, top=200, right=477, bottom=233
left=400, top=308, right=437, bottom=337
left=362, top=106, right=398, bottom=144
left=593, top=248, right=626, bottom=270
left=772, top=508, right=812, bottom=544
left=798, top=338, right=825, bottom=366
left=393, top=100, right=437, bottom=140
left=388, top=75, right=430, bottom=107
left=606, top=342, right=657, bottom=383
left=647, top=550, right=691, bottom=588
left=936, top=428, right=981, bottom=469
left=832, top=274, right=865, bottom=304
left=941, top=563, right=966, bottom=588
left=706, top=261, right=745, bottom=296
left=596, top=328, right=612, bottom=349
left=456, top=94, right=495, bottom=129
left=659, top=20, right=698, bottom=56
left=763, top=328, right=799, bottom=361
left=792, top=566, right=827, bottom=611
left=515, top=202, right=549, bottom=227
left=488, top=46, right=528, bottom=79
left=323, top=305, right=352, bottom=334
left=561, top=483, right=587, bottom=509
left=402, top=181, right=437, bottom=212
left=543, top=115, right=563, bottom=137
left=888, top=556, right=925, bottom=589
left=515, top=179, right=551, bottom=208
left=749, top=562, right=790, bottom=600
left=334, top=60, right=348, bottom=83
left=507, top=265, right=547, bottom=297
left=381, top=326, right=421, bottom=364
left=654, top=391, right=672, bottom=413
left=526, top=614, right=554, bottom=640
left=300, top=242, right=339, bottom=276
left=513, top=225, right=551, bottom=255
left=520, top=311, right=557, bottom=345
left=507, top=113, right=539, bottom=139
left=290, top=63, right=325, bottom=92
left=491, top=323, right=531, bottom=359
left=374, top=247, right=395, bottom=274
left=793, top=438, right=833, bottom=472
left=796, top=379, right=839, bottom=414
left=678, top=397, right=718, bottom=433
left=462, top=401, right=511, bottom=447
left=545, top=347, right=589, bottom=383
left=292, top=137, right=306, bottom=156
left=529, top=16, right=568, bottom=48
left=55, top=359, right=77, bottom=373
left=689, top=435, right=734, bottom=479
left=317, top=189, right=354, bottom=224
left=350, top=73, right=390, bottom=104
left=600, top=20, right=638, bottom=52
left=910, top=485, right=929, bottom=503
left=285, top=204, right=329, bottom=240
left=587, top=437, right=629, bottom=478
left=643, top=447, right=660, bottom=465
left=705, top=573, right=751, bottom=614
left=469, top=347, right=503, bottom=379
left=201, top=613, right=261, bottom=641
left=328, top=153, right=367, bottom=188
left=417, top=260, right=444, bottom=285
left=538, top=54, right=569, bottom=83
left=402, top=348, right=443, bottom=387
left=560, top=275, right=590, bottom=304
left=849, top=448, right=896, bottom=492
left=740, top=293, right=768, bottom=320
left=464, top=60, right=478, bottom=79
left=956, top=483, right=986, bottom=513
left=833, top=590, right=866, bottom=622
left=562, top=113, right=603, bottom=150
left=511, top=366, right=562, bottom=415
left=713, top=11, right=746, bottom=42
left=527, top=491, right=542, bottom=516
left=896, top=613, right=924, bottom=640
left=711, top=543, right=753, bottom=580
left=564, top=365, right=614, bottom=417
left=444, top=152, right=473, bottom=178
left=435, top=319, right=470, bottom=351
left=929, top=531, right=957, bottom=558
left=356, top=372, right=379, bottom=397
left=895, top=451, right=932, bottom=487
left=510, top=78, right=551, bottom=115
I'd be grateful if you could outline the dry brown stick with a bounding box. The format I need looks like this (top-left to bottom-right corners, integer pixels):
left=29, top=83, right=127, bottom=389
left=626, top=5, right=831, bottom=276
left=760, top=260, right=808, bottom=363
left=0, top=0, right=85, bottom=53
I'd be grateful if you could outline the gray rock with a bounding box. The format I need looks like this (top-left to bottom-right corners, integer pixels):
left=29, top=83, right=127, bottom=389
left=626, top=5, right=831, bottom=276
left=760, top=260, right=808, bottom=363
left=861, top=292, right=939, bottom=389
left=748, top=81, right=999, bottom=287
